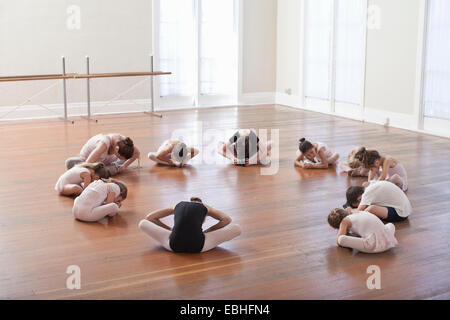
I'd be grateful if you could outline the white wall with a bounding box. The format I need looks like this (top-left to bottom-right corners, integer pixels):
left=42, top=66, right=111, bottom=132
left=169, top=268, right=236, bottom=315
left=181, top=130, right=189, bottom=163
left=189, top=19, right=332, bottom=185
left=276, top=0, right=300, bottom=96
left=275, top=0, right=442, bottom=136
left=242, top=0, right=278, bottom=94
left=0, top=0, right=279, bottom=119
left=0, top=0, right=153, bottom=114
left=364, top=0, right=421, bottom=116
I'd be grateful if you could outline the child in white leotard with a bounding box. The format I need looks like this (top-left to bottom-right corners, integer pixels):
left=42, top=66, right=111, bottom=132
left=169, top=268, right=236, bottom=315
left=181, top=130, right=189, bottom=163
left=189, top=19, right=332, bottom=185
left=328, top=208, right=398, bottom=253
left=355, top=148, right=408, bottom=191
left=294, top=138, right=339, bottom=169
left=148, top=139, right=199, bottom=167
left=55, top=163, right=110, bottom=196
left=73, top=179, right=127, bottom=222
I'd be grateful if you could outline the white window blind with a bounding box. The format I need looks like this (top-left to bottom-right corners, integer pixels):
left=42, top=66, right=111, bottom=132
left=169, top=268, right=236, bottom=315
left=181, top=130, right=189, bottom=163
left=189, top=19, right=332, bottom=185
left=158, top=0, right=195, bottom=97
left=304, top=0, right=333, bottom=100
left=200, top=0, right=237, bottom=96
left=158, top=0, right=237, bottom=103
left=423, top=0, right=450, bottom=120
left=304, top=0, right=365, bottom=105
left=334, top=0, right=365, bottom=105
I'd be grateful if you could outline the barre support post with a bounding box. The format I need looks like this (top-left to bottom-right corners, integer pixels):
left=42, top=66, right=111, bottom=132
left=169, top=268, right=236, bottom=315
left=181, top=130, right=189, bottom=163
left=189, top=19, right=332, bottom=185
left=83, top=56, right=97, bottom=122
left=144, top=55, right=162, bottom=118
left=61, top=56, right=74, bottom=123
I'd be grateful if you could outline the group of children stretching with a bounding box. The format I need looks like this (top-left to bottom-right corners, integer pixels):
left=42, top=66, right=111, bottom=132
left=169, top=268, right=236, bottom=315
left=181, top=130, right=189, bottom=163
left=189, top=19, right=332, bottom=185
left=54, top=130, right=411, bottom=254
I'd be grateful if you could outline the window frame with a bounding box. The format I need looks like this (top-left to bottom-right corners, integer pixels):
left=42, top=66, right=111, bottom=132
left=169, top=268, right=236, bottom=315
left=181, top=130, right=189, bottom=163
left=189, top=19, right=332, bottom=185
left=152, top=0, right=240, bottom=111
left=300, top=0, right=368, bottom=120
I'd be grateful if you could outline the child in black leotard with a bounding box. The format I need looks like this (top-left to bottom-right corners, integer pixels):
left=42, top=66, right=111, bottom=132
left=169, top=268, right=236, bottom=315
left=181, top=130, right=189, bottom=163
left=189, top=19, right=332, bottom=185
left=139, top=197, right=241, bottom=253
left=217, top=129, right=272, bottom=166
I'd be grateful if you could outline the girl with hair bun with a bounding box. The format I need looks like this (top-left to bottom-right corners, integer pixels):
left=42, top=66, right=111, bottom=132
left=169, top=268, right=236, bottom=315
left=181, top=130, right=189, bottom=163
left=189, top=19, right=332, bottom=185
left=148, top=139, right=199, bottom=167
left=65, top=133, right=140, bottom=176
left=55, top=162, right=110, bottom=196
left=294, top=138, right=339, bottom=169
left=354, top=147, right=408, bottom=191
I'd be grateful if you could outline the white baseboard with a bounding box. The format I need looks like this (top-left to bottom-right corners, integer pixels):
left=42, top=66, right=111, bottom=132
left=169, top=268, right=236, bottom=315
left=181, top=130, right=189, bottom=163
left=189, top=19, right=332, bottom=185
left=238, top=92, right=276, bottom=106
left=275, top=92, right=450, bottom=139
left=362, top=107, right=417, bottom=131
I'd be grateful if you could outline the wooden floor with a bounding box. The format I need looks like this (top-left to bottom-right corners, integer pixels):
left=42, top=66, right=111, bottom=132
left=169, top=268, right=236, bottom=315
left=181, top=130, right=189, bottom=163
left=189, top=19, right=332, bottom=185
left=0, top=104, right=449, bottom=300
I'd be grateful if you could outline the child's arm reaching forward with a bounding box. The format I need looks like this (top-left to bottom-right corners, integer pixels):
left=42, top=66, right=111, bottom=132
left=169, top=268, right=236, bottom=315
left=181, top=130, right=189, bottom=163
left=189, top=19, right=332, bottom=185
left=119, top=146, right=141, bottom=171
left=294, top=153, right=305, bottom=167
left=309, top=149, right=329, bottom=169
left=378, top=156, right=395, bottom=181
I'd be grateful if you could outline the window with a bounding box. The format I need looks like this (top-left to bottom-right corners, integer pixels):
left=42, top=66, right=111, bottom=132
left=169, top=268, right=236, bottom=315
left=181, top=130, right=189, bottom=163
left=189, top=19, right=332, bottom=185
left=158, top=0, right=195, bottom=99
left=303, top=0, right=366, bottom=108
left=423, top=0, right=450, bottom=120
left=304, top=0, right=333, bottom=100
left=157, top=0, right=238, bottom=108
left=334, top=0, right=366, bottom=105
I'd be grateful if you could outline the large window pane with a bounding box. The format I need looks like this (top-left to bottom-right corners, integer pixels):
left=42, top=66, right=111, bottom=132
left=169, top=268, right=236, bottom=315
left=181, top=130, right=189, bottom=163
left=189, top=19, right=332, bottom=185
left=304, top=0, right=333, bottom=100
left=200, top=0, right=237, bottom=96
left=423, top=0, right=450, bottom=120
left=334, top=0, right=365, bottom=104
left=159, top=0, right=195, bottom=97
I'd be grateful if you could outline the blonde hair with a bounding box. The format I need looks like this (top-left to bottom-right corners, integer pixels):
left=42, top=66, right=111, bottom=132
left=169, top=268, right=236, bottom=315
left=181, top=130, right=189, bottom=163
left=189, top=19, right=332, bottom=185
left=101, top=178, right=128, bottom=200
left=76, top=162, right=110, bottom=179
left=327, top=208, right=348, bottom=229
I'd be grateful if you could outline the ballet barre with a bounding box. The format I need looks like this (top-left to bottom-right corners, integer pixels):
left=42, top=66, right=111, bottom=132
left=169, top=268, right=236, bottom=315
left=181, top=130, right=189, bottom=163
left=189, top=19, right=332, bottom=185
left=0, top=72, right=170, bottom=82
left=0, top=56, right=171, bottom=123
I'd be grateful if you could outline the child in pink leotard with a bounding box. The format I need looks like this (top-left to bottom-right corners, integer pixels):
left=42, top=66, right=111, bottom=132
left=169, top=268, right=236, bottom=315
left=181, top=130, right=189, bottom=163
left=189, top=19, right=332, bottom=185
left=354, top=148, right=408, bottom=191
left=328, top=208, right=398, bottom=253
left=65, top=133, right=140, bottom=175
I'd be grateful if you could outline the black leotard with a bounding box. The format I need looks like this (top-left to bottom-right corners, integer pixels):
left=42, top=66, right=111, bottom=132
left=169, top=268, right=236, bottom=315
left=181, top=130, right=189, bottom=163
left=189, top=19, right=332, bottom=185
left=169, top=201, right=207, bottom=253
left=229, top=130, right=260, bottom=164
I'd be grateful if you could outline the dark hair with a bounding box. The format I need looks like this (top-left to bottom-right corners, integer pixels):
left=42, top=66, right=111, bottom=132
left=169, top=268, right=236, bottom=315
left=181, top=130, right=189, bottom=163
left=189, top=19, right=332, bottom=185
left=354, top=147, right=381, bottom=168
left=190, top=197, right=203, bottom=203
left=117, top=137, right=134, bottom=159
left=299, top=138, right=313, bottom=153
left=346, top=186, right=365, bottom=208
left=233, top=136, right=250, bottom=163
left=328, top=208, right=348, bottom=229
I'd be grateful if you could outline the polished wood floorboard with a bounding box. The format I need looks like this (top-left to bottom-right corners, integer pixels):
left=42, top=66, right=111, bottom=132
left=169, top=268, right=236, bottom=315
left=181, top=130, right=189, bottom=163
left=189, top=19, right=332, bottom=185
left=0, top=105, right=449, bottom=300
